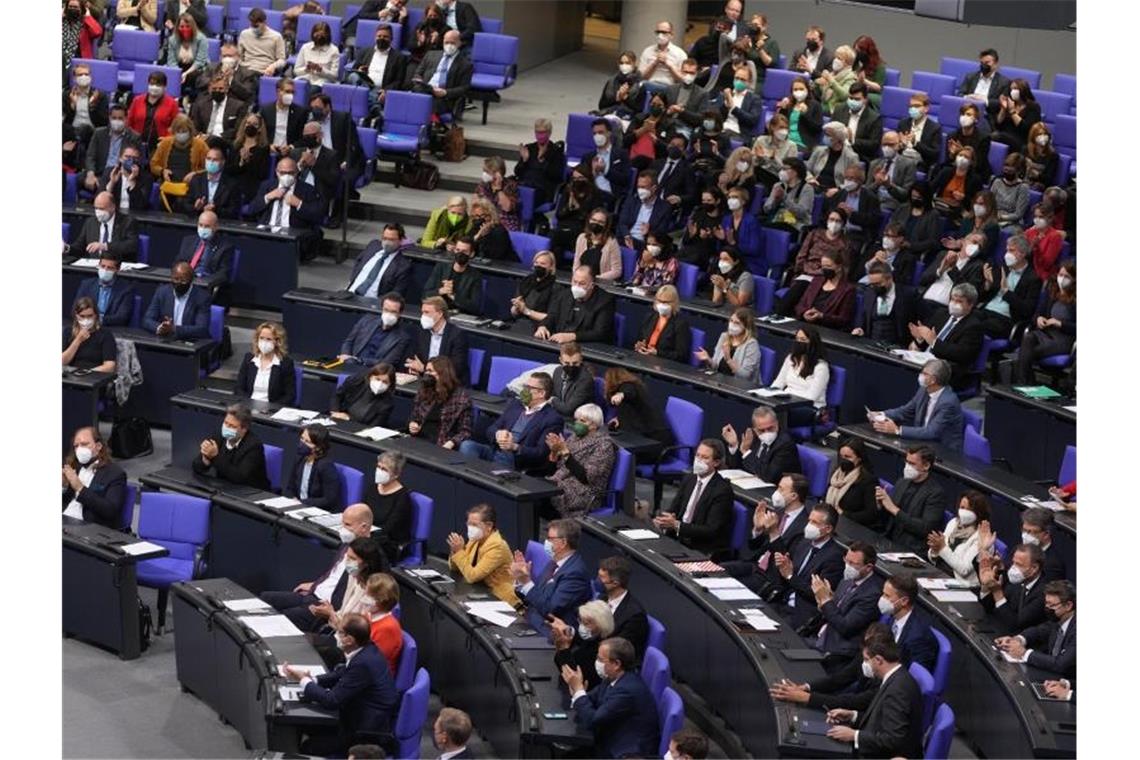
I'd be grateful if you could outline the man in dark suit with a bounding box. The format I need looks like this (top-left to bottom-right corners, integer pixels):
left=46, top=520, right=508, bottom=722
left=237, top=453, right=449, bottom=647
left=563, top=637, right=661, bottom=759
left=866, top=131, right=918, bottom=213
left=653, top=439, right=735, bottom=557
left=896, top=93, right=943, bottom=169
left=822, top=629, right=925, bottom=758
left=1021, top=507, right=1068, bottom=582
left=197, top=42, right=259, bottom=104
left=191, top=403, right=271, bottom=490
left=288, top=614, right=399, bottom=757
left=511, top=519, right=593, bottom=633
left=714, top=64, right=764, bottom=138
left=410, top=30, right=474, bottom=118
left=597, top=556, right=650, bottom=660
left=307, top=91, right=364, bottom=220
left=996, top=580, right=1076, bottom=679
left=873, top=359, right=965, bottom=452
left=174, top=210, right=235, bottom=287
left=293, top=120, right=342, bottom=219
left=348, top=224, right=413, bottom=299
left=581, top=118, right=632, bottom=208
left=770, top=503, right=846, bottom=627
left=979, top=233, right=1043, bottom=340
left=853, top=262, right=919, bottom=346
left=812, top=542, right=885, bottom=670
left=738, top=474, right=813, bottom=587
left=431, top=708, right=475, bottom=760
left=442, top=0, right=482, bottom=48
left=460, top=372, right=565, bottom=473
left=651, top=133, right=699, bottom=219
left=979, top=543, right=1048, bottom=634
left=824, top=164, right=882, bottom=255
left=406, top=296, right=470, bottom=385
left=98, top=142, right=152, bottom=213
left=338, top=292, right=412, bottom=368
left=790, top=25, right=834, bottom=79
left=347, top=22, right=407, bottom=129
left=262, top=504, right=376, bottom=629
left=68, top=192, right=140, bottom=262
left=84, top=104, right=142, bottom=194
left=75, top=254, right=135, bottom=327
left=142, top=262, right=213, bottom=340
left=261, top=77, right=308, bottom=157
left=185, top=146, right=242, bottom=219
left=550, top=342, right=595, bottom=419
left=722, top=406, right=801, bottom=483
left=877, top=445, right=946, bottom=556
left=189, top=76, right=249, bottom=143
left=829, top=83, right=883, bottom=163
left=665, top=58, right=711, bottom=132
left=617, top=171, right=675, bottom=251
left=908, top=283, right=985, bottom=392
left=247, top=157, right=325, bottom=261
left=958, top=48, right=1011, bottom=127
left=536, top=267, right=616, bottom=345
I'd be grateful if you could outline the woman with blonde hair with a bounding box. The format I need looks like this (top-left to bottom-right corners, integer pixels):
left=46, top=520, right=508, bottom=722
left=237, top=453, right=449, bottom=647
left=421, top=195, right=472, bottom=248
left=161, top=12, right=210, bottom=91
left=236, top=321, right=297, bottom=404
left=229, top=111, right=271, bottom=204
left=816, top=44, right=857, bottom=113
left=719, top=146, right=758, bottom=198
left=552, top=599, right=615, bottom=690
left=150, top=113, right=207, bottom=187
left=469, top=196, right=516, bottom=261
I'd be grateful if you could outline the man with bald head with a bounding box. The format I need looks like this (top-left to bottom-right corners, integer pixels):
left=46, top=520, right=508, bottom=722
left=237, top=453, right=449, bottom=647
left=261, top=503, right=378, bottom=630
left=293, top=120, right=341, bottom=218
left=411, top=28, right=473, bottom=118
left=66, top=191, right=139, bottom=261
left=174, top=210, right=236, bottom=292
left=142, top=261, right=213, bottom=339
left=866, top=130, right=918, bottom=213
left=247, top=155, right=325, bottom=261
left=536, top=266, right=616, bottom=344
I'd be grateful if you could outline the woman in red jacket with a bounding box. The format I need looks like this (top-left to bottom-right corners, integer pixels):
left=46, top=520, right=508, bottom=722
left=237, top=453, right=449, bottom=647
left=62, top=0, right=103, bottom=83
left=1025, top=201, right=1065, bottom=281
left=126, top=70, right=180, bottom=155
left=364, top=573, right=404, bottom=676
left=794, top=251, right=856, bottom=329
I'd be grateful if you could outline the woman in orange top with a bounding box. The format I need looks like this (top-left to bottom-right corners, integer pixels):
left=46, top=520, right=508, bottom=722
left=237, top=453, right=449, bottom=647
left=633, top=284, right=691, bottom=364
left=364, top=573, right=404, bottom=676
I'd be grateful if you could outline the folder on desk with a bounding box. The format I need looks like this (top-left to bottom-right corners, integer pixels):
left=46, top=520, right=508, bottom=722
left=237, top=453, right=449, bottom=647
left=797, top=719, right=832, bottom=736
left=780, top=648, right=825, bottom=662
left=1013, top=385, right=1062, bottom=399
left=301, top=358, right=345, bottom=370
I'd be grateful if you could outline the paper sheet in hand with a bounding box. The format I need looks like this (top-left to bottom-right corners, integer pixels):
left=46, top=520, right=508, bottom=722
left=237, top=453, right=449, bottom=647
left=618, top=529, right=660, bottom=540
left=277, top=664, right=326, bottom=678
left=222, top=598, right=272, bottom=612
left=355, top=426, right=401, bottom=441
left=257, top=496, right=303, bottom=509
left=238, top=614, right=303, bottom=638
left=278, top=685, right=303, bottom=702
left=394, top=372, right=418, bottom=386
left=120, top=540, right=165, bottom=556
left=694, top=577, right=745, bottom=589
left=930, top=589, right=978, bottom=603
left=712, top=587, right=761, bottom=601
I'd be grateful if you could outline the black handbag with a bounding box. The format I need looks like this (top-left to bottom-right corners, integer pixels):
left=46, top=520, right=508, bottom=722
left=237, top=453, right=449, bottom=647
left=110, top=417, right=154, bottom=459
left=398, top=160, right=440, bottom=191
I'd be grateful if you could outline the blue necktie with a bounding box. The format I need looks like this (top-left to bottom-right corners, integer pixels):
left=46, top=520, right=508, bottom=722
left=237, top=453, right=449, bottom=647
left=432, top=54, right=453, bottom=88
left=97, top=285, right=111, bottom=316
left=936, top=316, right=958, bottom=342
left=353, top=251, right=389, bottom=296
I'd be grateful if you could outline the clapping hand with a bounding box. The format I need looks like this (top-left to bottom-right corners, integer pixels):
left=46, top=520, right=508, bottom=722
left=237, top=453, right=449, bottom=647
left=560, top=663, right=585, bottom=693
left=927, top=530, right=946, bottom=553
left=446, top=532, right=465, bottom=554
left=509, top=550, right=531, bottom=584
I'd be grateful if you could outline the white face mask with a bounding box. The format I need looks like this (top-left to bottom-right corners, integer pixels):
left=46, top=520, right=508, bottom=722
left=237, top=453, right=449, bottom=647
left=957, top=508, right=977, bottom=527
left=221, top=56, right=237, bottom=69
left=443, top=43, right=459, bottom=56
left=1009, top=88, right=1020, bottom=101
left=877, top=595, right=895, bottom=615
left=903, top=463, right=921, bottom=481
left=1056, top=275, right=1072, bottom=290
left=258, top=339, right=275, bottom=355
left=1033, top=217, right=1048, bottom=229
left=843, top=563, right=860, bottom=581
left=727, top=321, right=743, bottom=336
left=375, top=467, right=391, bottom=485
left=619, top=63, right=634, bottom=75
left=467, top=524, right=484, bottom=542
left=792, top=89, right=807, bottom=102
left=94, top=209, right=112, bottom=224
left=571, top=285, right=588, bottom=300
left=692, top=458, right=710, bottom=476
left=726, top=197, right=742, bottom=211
left=777, top=168, right=790, bottom=184
left=77, top=317, right=96, bottom=330
left=955, top=155, right=970, bottom=169
left=803, top=522, right=822, bottom=541
left=718, top=260, right=733, bottom=274
left=75, top=74, right=92, bottom=88
left=758, top=431, right=777, bottom=446
left=1003, top=252, right=1019, bottom=267
left=775, top=128, right=789, bottom=141
left=681, top=74, right=696, bottom=86
left=1006, top=564, right=1025, bottom=584
left=972, top=204, right=987, bottom=218
left=880, top=145, right=896, bottom=159
left=338, top=527, right=355, bottom=544
left=281, top=93, right=294, bottom=106
left=1021, top=531, right=1040, bottom=546
left=917, top=373, right=930, bottom=389
left=577, top=623, right=594, bottom=641
left=948, top=301, right=966, bottom=318
left=74, top=446, right=94, bottom=465
left=1035, top=134, right=1050, bottom=146
left=958, top=114, right=974, bottom=128
left=842, top=179, right=858, bottom=192
left=637, top=187, right=653, bottom=201
left=370, top=379, right=389, bottom=395
left=646, top=244, right=662, bottom=257
left=595, top=659, right=607, bottom=678
left=278, top=174, right=296, bottom=189
left=861, top=659, right=875, bottom=679
left=656, top=32, right=670, bottom=45
left=481, top=171, right=493, bottom=184
left=380, top=311, right=399, bottom=328
left=832, top=57, right=845, bottom=72
left=148, top=84, right=164, bottom=98
left=593, top=133, right=607, bottom=147
left=654, top=302, right=672, bottom=317
left=735, top=160, right=750, bottom=173
left=827, top=221, right=843, bottom=235
left=964, top=243, right=980, bottom=257
left=882, top=237, right=897, bottom=252
left=420, top=313, right=437, bottom=330
left=109, top=118, right=125, bottom=133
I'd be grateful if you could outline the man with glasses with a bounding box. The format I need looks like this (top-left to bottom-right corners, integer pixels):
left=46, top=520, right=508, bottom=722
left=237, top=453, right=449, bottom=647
left=460, top=371, right=563, bottom=473
left=247, top=156, right=324, bottom=261
left=639, top=20, right=687, bottom=87
left=511, top=520, right=592, bottom=633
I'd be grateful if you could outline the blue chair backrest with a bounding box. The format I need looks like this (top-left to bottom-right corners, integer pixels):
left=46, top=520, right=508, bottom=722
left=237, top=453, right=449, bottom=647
left=358, top=20, right=404, bottom=51
left=205, top=4, right=224, bottom=36
left=228, top=248, right=242, bottom=284
left=293, top=364, right=304, bottom=405
left=120, top=483, right=138, bottom=532
left=1054, top=154, right=1072, bottom=187
left=137, top=234, right=150, bottom=264
left=604, top=447, right=634, bottom=513
left=517, top=184, right=537, bottom=229
left=240, top=7, right=283, bottom=32
left=508, top=231, right=550, bottom=267
left=296, top=13, right=342, bottom=45
left=133, top=64, right=183, bottom=99
left=206, top=38, right=220, bottom=62
left=482, top=17, right=504, bottom=34
left=930, top=627, right=952, bottom=697
left=730, top=501, right=749, bottom=553
left=486, top=356, right=543, bottom=396
left=334, top=463, right=364, bottom=508
left=761, top=227, right=793, bottom=274
left=826, top=364, right=846, bottom=410
left=909, top=72, right=956, bottom=117
left=646, top=615, right=666, bottom=653
left=1052, top=73, right=1076, bottom=105
left=688, top=327, right=706, bottom=368
left=963, top=425, right=991, bottom=464
left=619, top=246, right=638, bottom=281
left=640, top=646, right=670, bottom=703
left=884, top=67, right=901, bottom=87
left=402, top=492, right=433, bottom=565
left=525, top=539, right=550, bottom=580
left=994, top=535, right=1009, bottom=562
left=987, top=140, right=1009, bottom=178
left=613, top=312, right=627, bottom=348
left=394, top=668, right=431, bottom=760
left=467, top=347, right=486, bottom=388
left=565, top=113, right=599, bottom=163
left=208, top=305, right=224, bottom=343
left=1034, top=90, right=1073, bottom=124
left=961, top=407, right=982, bottom=433
left=63, top=174, right=77, bottom=205
left=754, top=275, right=776, bottom=316
left=657, top=686, right=685, bottom=757
left=381, top=91, right=433, bottom=143
left=761, top=68, right=803, bottom=108
left=138, top=492, right=210, bottom=559
left=62, top=221, right=71, bottom=242
left=1058, top=445, right=1075, bottom=485
left=322, top=83, right=370, bottom=122
left=664, top=397, right=703, bottom=454
left=263, top=444, right=284, bottom=492
left=71, top=58, right=120, bottom=93
left=758, top=345, right=777, bottom=386
left=881, top=86, right=923, bottom=128
left=676, top=262, right=699, bottom=299
left=395, top=630, right=417, bottom=692
left=1002, top=66, right=1042, bottom=89
left=909, top=661, right=937, bottom=733
left=925, top=703, right=955, bottom=760
left=471, top=33, right=519, bottom=89
left=130, top=295, right=144, bottom=329
left=939, top=56, right=979, bottom=89
left=796, top=444, right=830, bottom=498
left=112, top=28, right=161, bottom=68
left=258, top=76, right=310, bottom=108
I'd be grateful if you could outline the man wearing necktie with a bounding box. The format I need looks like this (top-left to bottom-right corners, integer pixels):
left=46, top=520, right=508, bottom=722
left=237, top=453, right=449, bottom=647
left=67, top=191, right=139, bottom=262
left=811, top=542, right=884, bottom=669
left=649, top=133, right=697, bottom=217
left=247, top=157, right=325, bottom=260
left=994, top=579, right=1076, bottom=679
left=652, top=440, right=736, bottom=556
left=411, top=29, right=473, bottom=118
left=770, top=504, right=845, bottom=626
left=347, top=224, right=412, bottom=299
left=73, top=254, right=136, bottom=327
left=510, top=520, right=592, bottom=633
left=907, top=282, right=985, bottom=392
left=871, top=358, right=965, bottom=452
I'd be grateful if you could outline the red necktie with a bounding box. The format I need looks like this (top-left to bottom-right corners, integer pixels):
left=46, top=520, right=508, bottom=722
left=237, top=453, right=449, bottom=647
left=188, top=240, right=206, bottom=270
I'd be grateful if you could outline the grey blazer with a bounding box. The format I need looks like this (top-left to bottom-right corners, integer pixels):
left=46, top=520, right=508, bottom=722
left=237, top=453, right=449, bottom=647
left=866, top=153, right=919, bottom=211
left=806, top=143, right=860, bottom=188
left=711, top=334, right=760, bottom=381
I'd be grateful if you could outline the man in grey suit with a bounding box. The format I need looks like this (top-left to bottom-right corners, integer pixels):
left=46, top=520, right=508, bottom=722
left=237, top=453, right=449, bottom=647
left=869, top=359, right=964, bottom=453
left=865, top=131, right=918, bottom=213
left=410, top=29, right=473, bottom=118
left=663, top=58, right=710, bottom=134
left=84, top=104, right=141, bottom=194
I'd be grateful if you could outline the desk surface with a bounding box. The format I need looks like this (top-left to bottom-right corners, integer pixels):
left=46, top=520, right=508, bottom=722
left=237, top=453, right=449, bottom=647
left=62, top=368, right=115, bottom=390
left=106, top=326, right=216, bottom=354
left=62, top=520, right=169, bottom=562
left=986, top=384, right=1077, bottom=423
left=63, top=261, right=224, bottom=289
left=65, top=204, right=306, bottom=242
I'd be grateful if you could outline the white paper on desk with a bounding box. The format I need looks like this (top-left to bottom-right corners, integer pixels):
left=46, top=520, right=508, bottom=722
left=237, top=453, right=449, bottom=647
left=694, top=577, right=745, bottom=590
left=879, top=552, right=924, bottom=563
left=120, top=540, right=165, bottom=556
left=394, top=372, right=418, bottom=386
left=930, top=589, right=978, bottom=603
left=891, top=349, right=935, bottom=366
left=747, top=388, right=785, bottom=398
left=238, top=614, right=303, bottom=638
left=276, top=664, right=326, bottom=678
left=718, top=469, right=752, bottom=481
left=120, top=262, right=149, bottom=271
left=762, top=315, right=795, bottom=324
left=271, top=407, right=319, bottom=422
left=355, top=426, right=401, bottom=441
left=732, top=477, right=771, bottom=491
left=222, top=598, right=272, bottom=612
left=71, top=257, right=101, bottom=268
left=740, top=610, right=780, bottom=630
left=1063, top=405, right=1076, bottom=413
left=712, top=588, right=761, bottom=601
left=306, top=417, right=338, bottom=427
left=465, top=606, right=518, bottom=628
left=467, top=601, right=517, bottom=614
left=257, top=496, right=303, bottom=510
left=278, top=685, right=303, bottom=702
left=1021, top=496, right=1065, bottom=513
left=286, top=507, right=330, bottom=519
left=407, top=567, right=447, bottom=580
left=618, top=529, right=660, bottom=540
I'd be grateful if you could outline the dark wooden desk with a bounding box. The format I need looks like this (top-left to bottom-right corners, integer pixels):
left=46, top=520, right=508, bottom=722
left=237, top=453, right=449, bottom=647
left=984, top=384, right=1076, bottom=483
left=62, top=369, right=113, bottom=449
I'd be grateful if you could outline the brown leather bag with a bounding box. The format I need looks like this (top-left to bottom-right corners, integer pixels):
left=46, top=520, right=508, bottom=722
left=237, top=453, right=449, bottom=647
left=442, top=125, right=466, bottom=162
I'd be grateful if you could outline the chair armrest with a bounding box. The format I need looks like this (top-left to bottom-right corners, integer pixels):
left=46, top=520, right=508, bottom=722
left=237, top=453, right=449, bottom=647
left=194, top=541, right=211, bottom=578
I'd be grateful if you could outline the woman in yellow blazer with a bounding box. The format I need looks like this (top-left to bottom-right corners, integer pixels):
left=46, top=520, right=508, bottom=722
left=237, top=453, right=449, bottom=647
left=446, top=503, right=521, bottom=608
left=149, top=113, right=208, bottom=183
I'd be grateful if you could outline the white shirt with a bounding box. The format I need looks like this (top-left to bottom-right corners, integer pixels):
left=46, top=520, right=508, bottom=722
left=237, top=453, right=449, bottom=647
left=273, top=105, right=290, bottom=146
left=270, top=188, right=294, bottom=228
left=73, top=92, right=92, bottom=129
left=772, top=356, right=830, bottom=408
left=1021, top=615, right=1073, bottom=661
left=847, top=112, right=862, bottom=146
left=295, top=42, right=341, bottom=85
left=63, top=465, right=96, bottom=519
left=313, top=550, right=350, bottom=602
left=723, top=91, right=745, bottom=135
left=607, top=591, right=628, bottom=613
left=852, top=664, right=903, bottom=750
left=119, top=174, right=133, bottom=211
left=518, top=552, right=572, bottom=595
left=208, top=97, right=228, bottom=136
left=301, top=645, right=360, bottom=689
left=368, top=48, right=391, bottom=84
left=250, top=353, right=282, bottom=402
left=319, top=116, right=333, bottom=150
left=923, top=387, right=944, bottom=427
left=973, top=73, right=994, bottom=98
left=681, top=472, right=714, bottom=523
left=440, top=749, right=469, bottom=760
left=923, top=271, right=954, bottom=305
left=349, top=248, right=397, bottom=298
left=638, top=42, right=687, bottom=85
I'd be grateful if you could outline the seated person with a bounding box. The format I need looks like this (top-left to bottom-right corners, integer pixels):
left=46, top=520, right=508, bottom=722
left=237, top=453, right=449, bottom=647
left=246, top=157, right=324, bottom=261
left=284, top=425, right=342, bottom=510
left=720, top=186, right=761, bottom=263
left=364, top=451, right=414, bottom=564
left=407, top=356, right=472, bottom=450
left=83, top=102, right=141, bottom=195
left=695, top=307, right=760, bottom=381
left=652, top=439, right=735, bottom=557
left=792, top=252, right=857, bottom=329
left=596, top=51, right=645, bottom=118
left=469, top=197, right=517, bottom=262
left=762, top=157, right=815, bottom=233
left=447, top=503, right=521, bottom=607
left=991, top=152, right=1029, bottom=226
left=830, top=82, right=883, bottom=163
left=634, top=285, right=692, bottom=363
left=597, top=555, right=650, bottom=658
left=652, top=132, right=698, bottom=219
left=551, top=600, right=614, bottom=692
left=535, top=267, right=616, bottom=345
left=994, top=579, right=1075, bottom=679
left=890, top=183, right=942, bottom=267
left=805, top=123, right=859, bottom=192
left=511, top=250, right=559, bottom=326
left=149, top=113, right=208, bottom=191
left=236, top=321, right=297, bottom=405
left=191, top=403, right=270, bottom=489
left=561, top=637, right=661, bottom=759
left=514, top=117, right=566, bottom=206
left=308, top=538, right=389, bottom=663
left=423, top=237, right=484, bottom=314
left=866, top=131, right=918, bottom=215
left=421, top=196, right=473, bottom=249
left=229, top=111, right=272, bottom=205
left=291, top=120, right=340, bottom=220
left=724, top=473, right=812, bottom=592
left=67, top=191, right=140, bottom=262
left=1026, top=202, right=1065, bottom=281
left=1024, top=123, right=1059, bottom=192
left=979, top=543, right=1048, bottom=634
left=331, top=362, right=396, bottom=428
left=347, top=224, right=412, bottom=300
left=1013, top=259, right=1075, bottom=384
left=1021, top=506, right=1068, bottom=582
left=927, top=490, right=990, bottom=587
left=550, top=342, right=595, bottom=419
left=826, top=438, right=880, bottom=527
left=771, top=326, right=831, bottom=426
left=811, top=541, right=884, bottom=669
left=99, top=142, right=153, bottom=213
left=616, top=171, right=674, bottom=251
left=141, top=263, right=212, bottom=340
left=978, top=233, right=1042, bottom=340
left=908, top=283, right=985, bottom=392
left=784, top=208, right=854, bottom=311
left=75, top=254, right=134, bottom=327
left=709, top=246, right=754, bottom=308
left=364, top=573, right=405, bottom=675
left=604, top=368, right=673, bottom=462
left=510, top=519, right=593, bottom=631
left=717, top=64, right=763, bottom=138
left=824, top=164, right=881, bottom=256
left=63, top=298, right=117, bottom=373
left=753, top=114, right=799, bottom=187
left=722, top=406, right=801, bottom=483
left=174, top=211, right=235, bottom=286
left=459, top=372, right=563, bottom=473
left=573, top=209, right=623, bottom=282
left=581, top=119, right=632, bottom=209
left=769, top=503, right=845, bottom=626
left=946, top=102, right=992, bottom=179
left=852, top=261, right=919, bottom=346
left=930, top=146, right=983, bottom=220
left=679, top=188, right=725, bottom=271
left=630, top=232, right=680, bottom=291
left=917, top=232, right=987, bottom=321
left=62, top=426, right=127, bottom=529
left=338, top=292, right=411, bottom=368
left=858, top=223, right=915, bottom=287
left=293, top=20, right=340, bottom=85
left=185, top=145, right=241, bottom=218
left=548, top=404, right=617, bottom=518
left=897, top=92, right=943, bottom=170
left=405, top=297, right=470, bottom=384
left=871, top=356, right=966, bottom=449
left=877, top=445, right=946, bottom=555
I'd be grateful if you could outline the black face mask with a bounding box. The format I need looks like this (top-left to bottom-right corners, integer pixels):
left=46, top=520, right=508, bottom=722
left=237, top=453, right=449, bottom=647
left=790, top=341, right=808, bottom=357
left=820, top=267, right=837, bottom=280
left=173, top=282, right=192, bottom=297
left=377, top=38, right=391, bottom=50
left=301, top=135, right=320, bottom=149
left=454, top=253, right=471, bottom=266
left=873, top=285, right=890, bottom=298
left=588, top=222, right=605, bottom=235
left=421, top=374, right=437, bottom=388
left=805, top=39, right=819, bottom=52
left=979, top=62, right=993, bottom=75
left=911, top=196, right=924, bottom=207
left=211, top=91, right=226, bottom=103
left=667, top=145, right=683, bottom=160
left=650, top=105, right=664, bottom=117
left=533, top=266, right=548, bottom=279
left=66, top=7, right=81, bottom=20
left=855, top=50, right=868, bottom=67
left=703, top=202, right=718, bottom=213
left=562, top=364, right=581, bottom=378
left=1002, top=169, right=1017, bottom=181
left=310, top=107, right=326, bottom=121
left=244, top=124, right=259, bottom=137
left=313, top=36, right=330, bottom=46
left=838, top=458, right=856, bottom=473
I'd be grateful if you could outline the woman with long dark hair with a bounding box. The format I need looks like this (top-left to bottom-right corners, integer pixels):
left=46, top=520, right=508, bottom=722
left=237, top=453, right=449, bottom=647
left=408, top=356, right=472, bottom=450
left=284, top=425, right=342, bottom=510
left=771, top=326, right=830, bottom=426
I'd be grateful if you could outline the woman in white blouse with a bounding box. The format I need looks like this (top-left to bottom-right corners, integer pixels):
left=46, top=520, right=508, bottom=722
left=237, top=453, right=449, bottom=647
left=770, top=326, right=830, bottom=426
left=695, top=307, right=760, bottom=381
left=293, top=21, right=341, bottom=85
left=236, top=322, right=297, bottom=405
left=926, top=490, right=990, bottom=587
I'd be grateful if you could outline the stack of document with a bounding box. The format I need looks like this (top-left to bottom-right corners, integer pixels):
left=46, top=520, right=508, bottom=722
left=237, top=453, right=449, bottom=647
left=407, top=568, right=449, bottom=581
left=930, top=589, right=978, bottom=603
left=674, top=560, right=725, bottom=574
left=119, top=540, right=165, bottom=556
left=1020, top=495, right=1066, bottom=513
left=257, top=496, right=303, bottom=510
left=739, top=608, right=780, bottom=631
left=222, top=598, right=272, bottom=612
left=891, top=349, right=935, bottom=366
left=917, top=577, right=971, bottom=591
left=618, top=528, right=660, bottom=540
left=238, top=614, right=303, bottom=638
left=120, top=262, right=149, bottom=271
left=271, top=408, right=320, bottom=422
left=286, top=506, right=330, bottom=520
left=719, top=469, right=773, bottom=492
left=464, top=600, right=518, bottom=627
left=694, top=576, right=761, bottom=601
left=355, top=426, right=401, bottom=441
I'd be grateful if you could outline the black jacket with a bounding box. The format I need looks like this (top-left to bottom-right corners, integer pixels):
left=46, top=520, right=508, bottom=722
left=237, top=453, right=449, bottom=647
left=860, top=282, right=919, bottom=346
left=423, top=262, right=484, bottom=314
left=514, top=140, right=566, bottom=203
left=174, top=231, right=236, bottom=283
left=550, top=365, right=595, bottom=418
left=259, top=102, right=309, bottom=149
left=332, top=372, right=395, bottom=428
left=611, top=592, right=650, bottom=661
left=958, top=71, right=1012, bottom=117
left=293, top=145, right=342, bottom=214
left=664, top=82, right=711, bottom=128
left=611, top=381, right=672, bottom=446
left=828, top=104, right=884, bottom=163
left=648, top=156, right=698, bottom=213
left=775, top=537, right=846, bottom=625
left=541, top=286, right=616, bottom=344
left=824, top=186, right=882, bottom=239
left=635, top=311, right=691, bottom=364
left=981, top=575, right=1048, bottom=634
left=84, top=126, right=142, bottom=177
left=451, top=1, right=483, bottom=46
left=284, top=455, right=342, bottom=510
left=747, top=504, right=810, bottom=564
left=247, top=178, right=325, bottom=229
left=1022, top=615, right=1076, bottom=679
left=363, top=486, right=414, bottom=562
left=817, top=574, right=885, bottom=658
left=62, top=462, right=127, bottom=529
left=69, top=212, right=139, bottom=262
left=411, top=322, right=470, bottom=385
left=855, top=665, right=926, bottom=759
left=896, top=116, right=944, bottom=168
left=191, top=430, right=271, bottom=490
left=235, top=353, right=298, bottom=406
left=884, top=477, right=945, bottom=555
left=351, top=44, right=408, bottom=91
left=186, top=171, right=242, bottom=219
left=472, top=223, right=516, bottom=262
left=725, top=430, right=800, bottom=484
left=662, top=472, right=736, bottom=557
left=348, top=244, right=413, bottom=299
left=832, top=469, right=881, bottom=529
left=189, top=93, right=249, bottom=143
left=914, top=309, right=985, bottom=392
left=979, top=264, right=1042, bottom=334
left=777, top=100, right=824, bottom=151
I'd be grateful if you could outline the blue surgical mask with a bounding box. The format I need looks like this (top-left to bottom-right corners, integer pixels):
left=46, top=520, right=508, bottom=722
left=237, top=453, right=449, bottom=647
left=205, top=159, right=221, bottom=175
left=908, top=106, right=922, bottom=120
left=197, top=226, right=213, bottom=241
left=543, top=539, right=556, bottom=558
left=220, top=425, right=238, bottom=440
left=121, top=158, right=136, bottom=174
left=97, top=268, right=115, bottom=284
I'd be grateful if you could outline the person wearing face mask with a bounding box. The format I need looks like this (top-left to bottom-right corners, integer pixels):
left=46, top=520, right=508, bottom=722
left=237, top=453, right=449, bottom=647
left=752, top=114, right=798, bottom=187
left=666, top=729, right=710, bottom=760
left=806, top=122, right=860, bottom=192
left=663, top=58, right=711, bottom=134
left=67, top=191, right=141, bottom=263
left=430, top=707, right=474, bottom=760
left=990, top=152, right=1029, bottom=226
left=547, top=403, right=617, bottom=517
left=910, top=282, right=986, bottom=390
left=946, top=190, right=1000, bottom=265
left=653, top=440, right=736, bottom=557
left=978, top=543, right=1048, bottom=634
left=551, top=600, right=615, bottom=691
left=74, top=255, right=135, bottom=328
left=84, top=103, right=143, bottom=194
left=638, top=20, right=687, bottom=87
left=511, top=250, right=560, bottom=324
left=593, top=555, right=649, bottom=659
left=460, top=371, right=563, bottom=473
left=227, top=113, right=272, bottom=207
left=116, top=0, right=158, bottom=31
left=1012, top=258, right=1076, bottom=384
left=192, top=404, right=270, bottom=489
left=946, top=102, right=993, bottom=179
left=723, top=408, right=802, bottom=485
left=777, top=77, right=824, bottom=152
left=536, top=266, right=617, bottom=345
left=831, top=82, right=884, bottom=165
left=716, top=185, right=762, bottom=265
left=896, top=93, right=943, bottom=170
left=597, top=51, right=646, bottom=118
left=64, top=63, right=109, bottom=149
left=62, top=426, right=127, bottom=528
left=978, top=234, right=1042, bottom=339
left=1024, top=123, right=1059, bottom=191
left=99, top=143, right=154, bottom=213
left=238, top=8, right=287, bottom=77
left=561, top=637, right=661, bottom=759
left=422, top=195, right=474, bottom=249
left=623, top=93, right=678, bottom=168
left=925, top=490, right=990, bottom=587
left=870, top=359, right=964, bottom=452
left=235, top=321, right=297, bottom=403
left=650, top=134, right=698, bottom=217
left=548, top=341, right=597, bottom=414
left=306, top=92, right=365, bottom=222
left=724, top=473, right=811, bottom=591
left=696, top=306, right=760, bottom=381
left=764, top=157, right=815, bottom=234
left=349, top=24, right=408, bottom=130
left=185, top=146, right=241, bottom=219
left=794, top=252, right=857, bottom=329
left=469, top=196, right=518, bottom=260
left=141, top=261, right=212, bottom=339
left=349, top=223, right=412, bottom=299
left=876, top=446, right=947, bottom=555
left=248, top=157, right=325, bottom=259
left=294, top=20, right=341, bottom=85
left=680, top=189, right=726, bottom=270
left=630, top=233, right=680, bottom=292
left=768, top=503, right=845, bottom=624
left=406, top=297, right=470, bottom=384
left=62, top=1, right=101, bottom=78
left=308, top=539, right=390, bottom=666
left=810, top=542, right=885, bottom=666
left=174, top=210, right=235, bottom=299
left=197, top=41, right=259, bottom=104
left=332, top=362, right=397, bottom=427
left=475, top=156, right=522, bottom=231
left=708, top=246, right=754, bottom=307
left=815, top=45, right=858, bottom=114
left=259, top=78, right=306, bottom=158
left=408, top=355, right=472, bottom=450
left=717, top=65, right=763, bottom=139
left=931, top=146, right=983, bottom=221
left=959, top=48, right=1010, bottom=122
left=339, top=292, right=411, bottom=368
left=149, top=114, right=208, bottom=200
left=580, top=118, right=632, bottom=204
left=787, top=208, right=853, bottom=308
left=771, top=327, right=832, bottom=423
left=447, top=503, right=520, bottom=607
left=422, top=236, right=485, bottom=313
left=511, top=519, right=592, bottom=631
left=363, top=451, right=414, bottom=563
left=995, top=579, right=1076, bottom=679
left=918, top=225, right=984, bottom=317
left=410, top=29, right=473, bottom=120
left=126, top=70, right=180, bottom=155
left=1025, top=202, right=1066, bottom=281
left=1017, top=507, right=1068, bottom=581
left=853, top=260, right=919, bottom=345
left=283, top=425, right=342, bottom=509
left=634, top=284, right=691, bottom=362
left=553, top=165, right=604, bottom=256
left=691, top=111, right=733, bottom=176
left=825, top=438, right=879, bottom=526
left=791, top=25, right=834, bottom=79
left=994, top=78, right=1041, bottom=153
left=719, top=147, right=758, bottom=198
left=190, top=75, right=250, bottom=144
left=358, top=572, right=405, bottom=676
left=161, top=12, right=209, bottom=97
